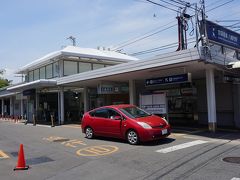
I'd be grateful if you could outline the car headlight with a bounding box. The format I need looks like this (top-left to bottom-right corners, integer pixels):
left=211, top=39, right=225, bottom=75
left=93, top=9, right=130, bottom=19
left=137, top=122, right=152, bottom=129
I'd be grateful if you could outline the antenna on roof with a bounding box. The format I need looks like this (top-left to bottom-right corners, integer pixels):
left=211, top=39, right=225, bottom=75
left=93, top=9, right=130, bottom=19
left=67, top=36, right=76, bottom=46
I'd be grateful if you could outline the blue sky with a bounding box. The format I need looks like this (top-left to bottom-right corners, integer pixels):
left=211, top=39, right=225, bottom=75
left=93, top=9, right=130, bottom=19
left=0, top=0, right=239, bottom=83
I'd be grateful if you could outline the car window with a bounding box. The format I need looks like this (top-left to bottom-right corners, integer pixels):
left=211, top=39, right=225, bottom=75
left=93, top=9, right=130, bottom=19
left=93, top=109, right=108, bottom=118
left=120, top=106, right=150, bottom=119
left=107, top=109, right=122, bottom=120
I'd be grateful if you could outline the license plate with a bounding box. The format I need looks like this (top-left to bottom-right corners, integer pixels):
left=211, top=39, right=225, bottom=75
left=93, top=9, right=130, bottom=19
left=162, top=129, right=168, bottom=135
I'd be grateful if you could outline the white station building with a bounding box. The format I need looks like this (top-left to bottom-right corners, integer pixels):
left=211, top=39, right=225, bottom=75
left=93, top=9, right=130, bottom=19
left=1, top=21, right=240, bottom=131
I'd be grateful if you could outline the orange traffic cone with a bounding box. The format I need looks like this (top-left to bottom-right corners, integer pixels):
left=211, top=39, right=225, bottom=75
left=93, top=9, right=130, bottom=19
left=13, top=144, right=29, bottom=171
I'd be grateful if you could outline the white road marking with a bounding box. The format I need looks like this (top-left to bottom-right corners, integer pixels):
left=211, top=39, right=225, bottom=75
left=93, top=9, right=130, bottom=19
left=156, top=140, right=208, bottom=153
left=231, top=178, right=240, bottom=180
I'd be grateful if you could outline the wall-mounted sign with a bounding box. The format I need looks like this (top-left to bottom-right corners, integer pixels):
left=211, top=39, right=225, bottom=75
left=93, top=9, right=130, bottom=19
left=146, top=73, right=191, bottom=86
left=206, top=20, right=240, bottom=50
left=23, top=89, right=36, bottom=96
left=97, top=83, right=128, bottom=94
left=181, top=88, right=197, bottom=95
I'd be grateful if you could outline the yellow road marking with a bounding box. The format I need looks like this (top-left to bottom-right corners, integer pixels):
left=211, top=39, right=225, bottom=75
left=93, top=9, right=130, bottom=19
left=61, top=139, right=87, bottom=147
left=43, top=136, right=67, bottom=142
left=0, top=150, right=9, bottom=159
left=76, top=145, right=118, bottom=157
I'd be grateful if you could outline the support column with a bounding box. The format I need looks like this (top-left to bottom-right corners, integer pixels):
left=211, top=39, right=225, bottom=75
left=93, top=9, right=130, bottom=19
left=83, top=87, right=89, bottom=113
left=10, top=97, right=13, bottom=116
left=59, top=87, right=64, bottom=125
left=20, top=96, right=23, bottom=118
left=1, top=99, right=4, bottom=116
left=233, top=84, right=240, bottom=128
left=35, top=92, right=39, bottom=120
left=129, top=80, right=137, bottom=105
left=206, top=68, right=217, bottom=132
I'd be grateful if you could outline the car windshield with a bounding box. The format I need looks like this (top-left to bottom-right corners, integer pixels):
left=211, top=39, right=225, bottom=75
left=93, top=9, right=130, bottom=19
left=120, top=106, right=151, bottom=119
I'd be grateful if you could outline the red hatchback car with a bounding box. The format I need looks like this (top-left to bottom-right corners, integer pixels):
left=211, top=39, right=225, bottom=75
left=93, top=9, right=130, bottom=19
left=81, top=104, right=171, bottom=145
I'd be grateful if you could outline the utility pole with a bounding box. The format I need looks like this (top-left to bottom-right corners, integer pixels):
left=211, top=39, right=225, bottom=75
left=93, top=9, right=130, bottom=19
left=176, top=6, right=191, bottom=51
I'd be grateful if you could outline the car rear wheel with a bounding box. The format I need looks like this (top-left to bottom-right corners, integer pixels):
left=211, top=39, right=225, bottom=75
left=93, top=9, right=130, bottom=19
left=85, top=127, right=94, bottom=139
left=127, top=130, right=139, bottom=145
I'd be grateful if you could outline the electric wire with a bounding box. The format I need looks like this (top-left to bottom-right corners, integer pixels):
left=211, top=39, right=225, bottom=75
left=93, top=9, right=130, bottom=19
left=130, top=37, right=196, bottom=56
left=205, top=0, right=228, bottom=8
left=206, top=0, right=234, bottom=12
left=158, top=0, right=182, bottom=8
left=115, top=0, right=196, bottom=52
left=145, top=0, right=180, bottom=13
left=112, top=21, right=177, bottom=50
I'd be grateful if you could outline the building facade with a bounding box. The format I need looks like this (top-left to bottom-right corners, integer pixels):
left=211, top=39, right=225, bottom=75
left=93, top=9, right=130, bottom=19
left=1, top=44, right=240, bottom=130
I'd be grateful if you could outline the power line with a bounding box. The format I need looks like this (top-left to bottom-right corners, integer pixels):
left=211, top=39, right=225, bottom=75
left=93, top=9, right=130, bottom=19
left=168, top=0, right=186, bottom=6
left=158, top=0, right=182, bottom=8
left=113, top=20, right=176, bottom=48
left=130, top=38, right=195, bottom=56
left=167, top=0, right=197, bottom=11
left=145, top=0, right=180, bottom=13
left=112, top=21, right=177, bottom=50
left=206, top=0, right=234, bottom=12
left=216, top=20, right=240, bottom=22
left=205, top=0, right=227, bottom=8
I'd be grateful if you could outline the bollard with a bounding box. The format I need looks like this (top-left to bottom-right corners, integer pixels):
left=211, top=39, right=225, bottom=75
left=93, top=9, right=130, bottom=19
left=50, top=115, right=55, bottom=127
left=33, top=114, right=36, bottom=126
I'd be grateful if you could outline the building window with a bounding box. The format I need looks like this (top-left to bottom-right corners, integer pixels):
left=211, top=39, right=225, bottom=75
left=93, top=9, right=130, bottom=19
left=92, top=63, right=105, bottom=70
left=34, top=69, right=40, bottom=81
left=64, top=60, right=78, bottom=76
left=29, top=71, right=34, bottom=82
left=46, top=64, right=53, bottom=79
left=53, top=62, right=59, bottom=77
left=40, top=67, right=46, bottom=79
left=79, top=62, right=92, bottom=73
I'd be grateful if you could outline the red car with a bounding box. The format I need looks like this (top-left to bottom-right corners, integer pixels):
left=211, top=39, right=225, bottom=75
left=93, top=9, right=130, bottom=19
left=81, top=104, right=171, bottom=145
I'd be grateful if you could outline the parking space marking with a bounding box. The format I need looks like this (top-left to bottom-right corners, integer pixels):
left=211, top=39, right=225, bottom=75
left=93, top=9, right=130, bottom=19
left=0, top=150, right=9, bottom=159
left=76, top=145, right=119, bottom=157
left=156, top=140, right=208, bottom=153
left=61, top=139, right=87, bottom=147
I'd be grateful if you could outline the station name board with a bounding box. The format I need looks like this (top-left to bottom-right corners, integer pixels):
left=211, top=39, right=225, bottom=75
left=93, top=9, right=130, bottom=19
left=206, top=20, right=240, bottom=49
left=23, top=89, right=36, bottom=96
left=97, top=83, right=129, bottom=94
left=145, top=73, right=191, bottom=86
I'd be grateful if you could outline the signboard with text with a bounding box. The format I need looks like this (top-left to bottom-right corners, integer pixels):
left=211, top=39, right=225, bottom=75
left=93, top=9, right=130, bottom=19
left=206, top=20, right=240, bottom=49
left=145, top=73, right=191, bottom=86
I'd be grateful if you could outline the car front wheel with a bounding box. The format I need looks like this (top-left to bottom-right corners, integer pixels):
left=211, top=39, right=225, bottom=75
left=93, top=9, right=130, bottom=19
left=85, top=127, right=94, bottom=139
left=127, top=130, right=139, bottom=145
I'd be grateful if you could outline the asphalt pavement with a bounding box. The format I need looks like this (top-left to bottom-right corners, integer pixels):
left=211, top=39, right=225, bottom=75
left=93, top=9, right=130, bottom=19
left=0, top=120, right=239, bottom=180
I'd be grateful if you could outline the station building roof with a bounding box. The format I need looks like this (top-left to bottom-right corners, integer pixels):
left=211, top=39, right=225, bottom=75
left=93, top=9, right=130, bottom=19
left=16, top=46, right=139, bottom=74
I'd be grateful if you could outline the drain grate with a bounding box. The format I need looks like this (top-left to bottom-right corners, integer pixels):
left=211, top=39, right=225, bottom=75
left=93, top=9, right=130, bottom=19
left=222, top=157, right=240, bottom=164
left=26, top=156, right=54, bottom=165
left=10, top=152, right=18, bottom=157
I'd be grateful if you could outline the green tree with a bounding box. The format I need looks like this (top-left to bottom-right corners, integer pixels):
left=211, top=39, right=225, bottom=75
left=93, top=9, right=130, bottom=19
left=0, top=69, right=10, bottom=88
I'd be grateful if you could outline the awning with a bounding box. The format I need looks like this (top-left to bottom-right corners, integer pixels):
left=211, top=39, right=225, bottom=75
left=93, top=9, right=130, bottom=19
left=0, top=92, right=16, bottom=98
left=7, top=79, right=57, bottom=92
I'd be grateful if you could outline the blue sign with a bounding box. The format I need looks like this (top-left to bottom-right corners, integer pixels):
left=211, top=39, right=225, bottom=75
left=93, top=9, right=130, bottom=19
left=145, top=73, right=191, bottom=86
left=23, top=89, right=35, bottom=96
left=206, top=20, right=240, bottom=49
